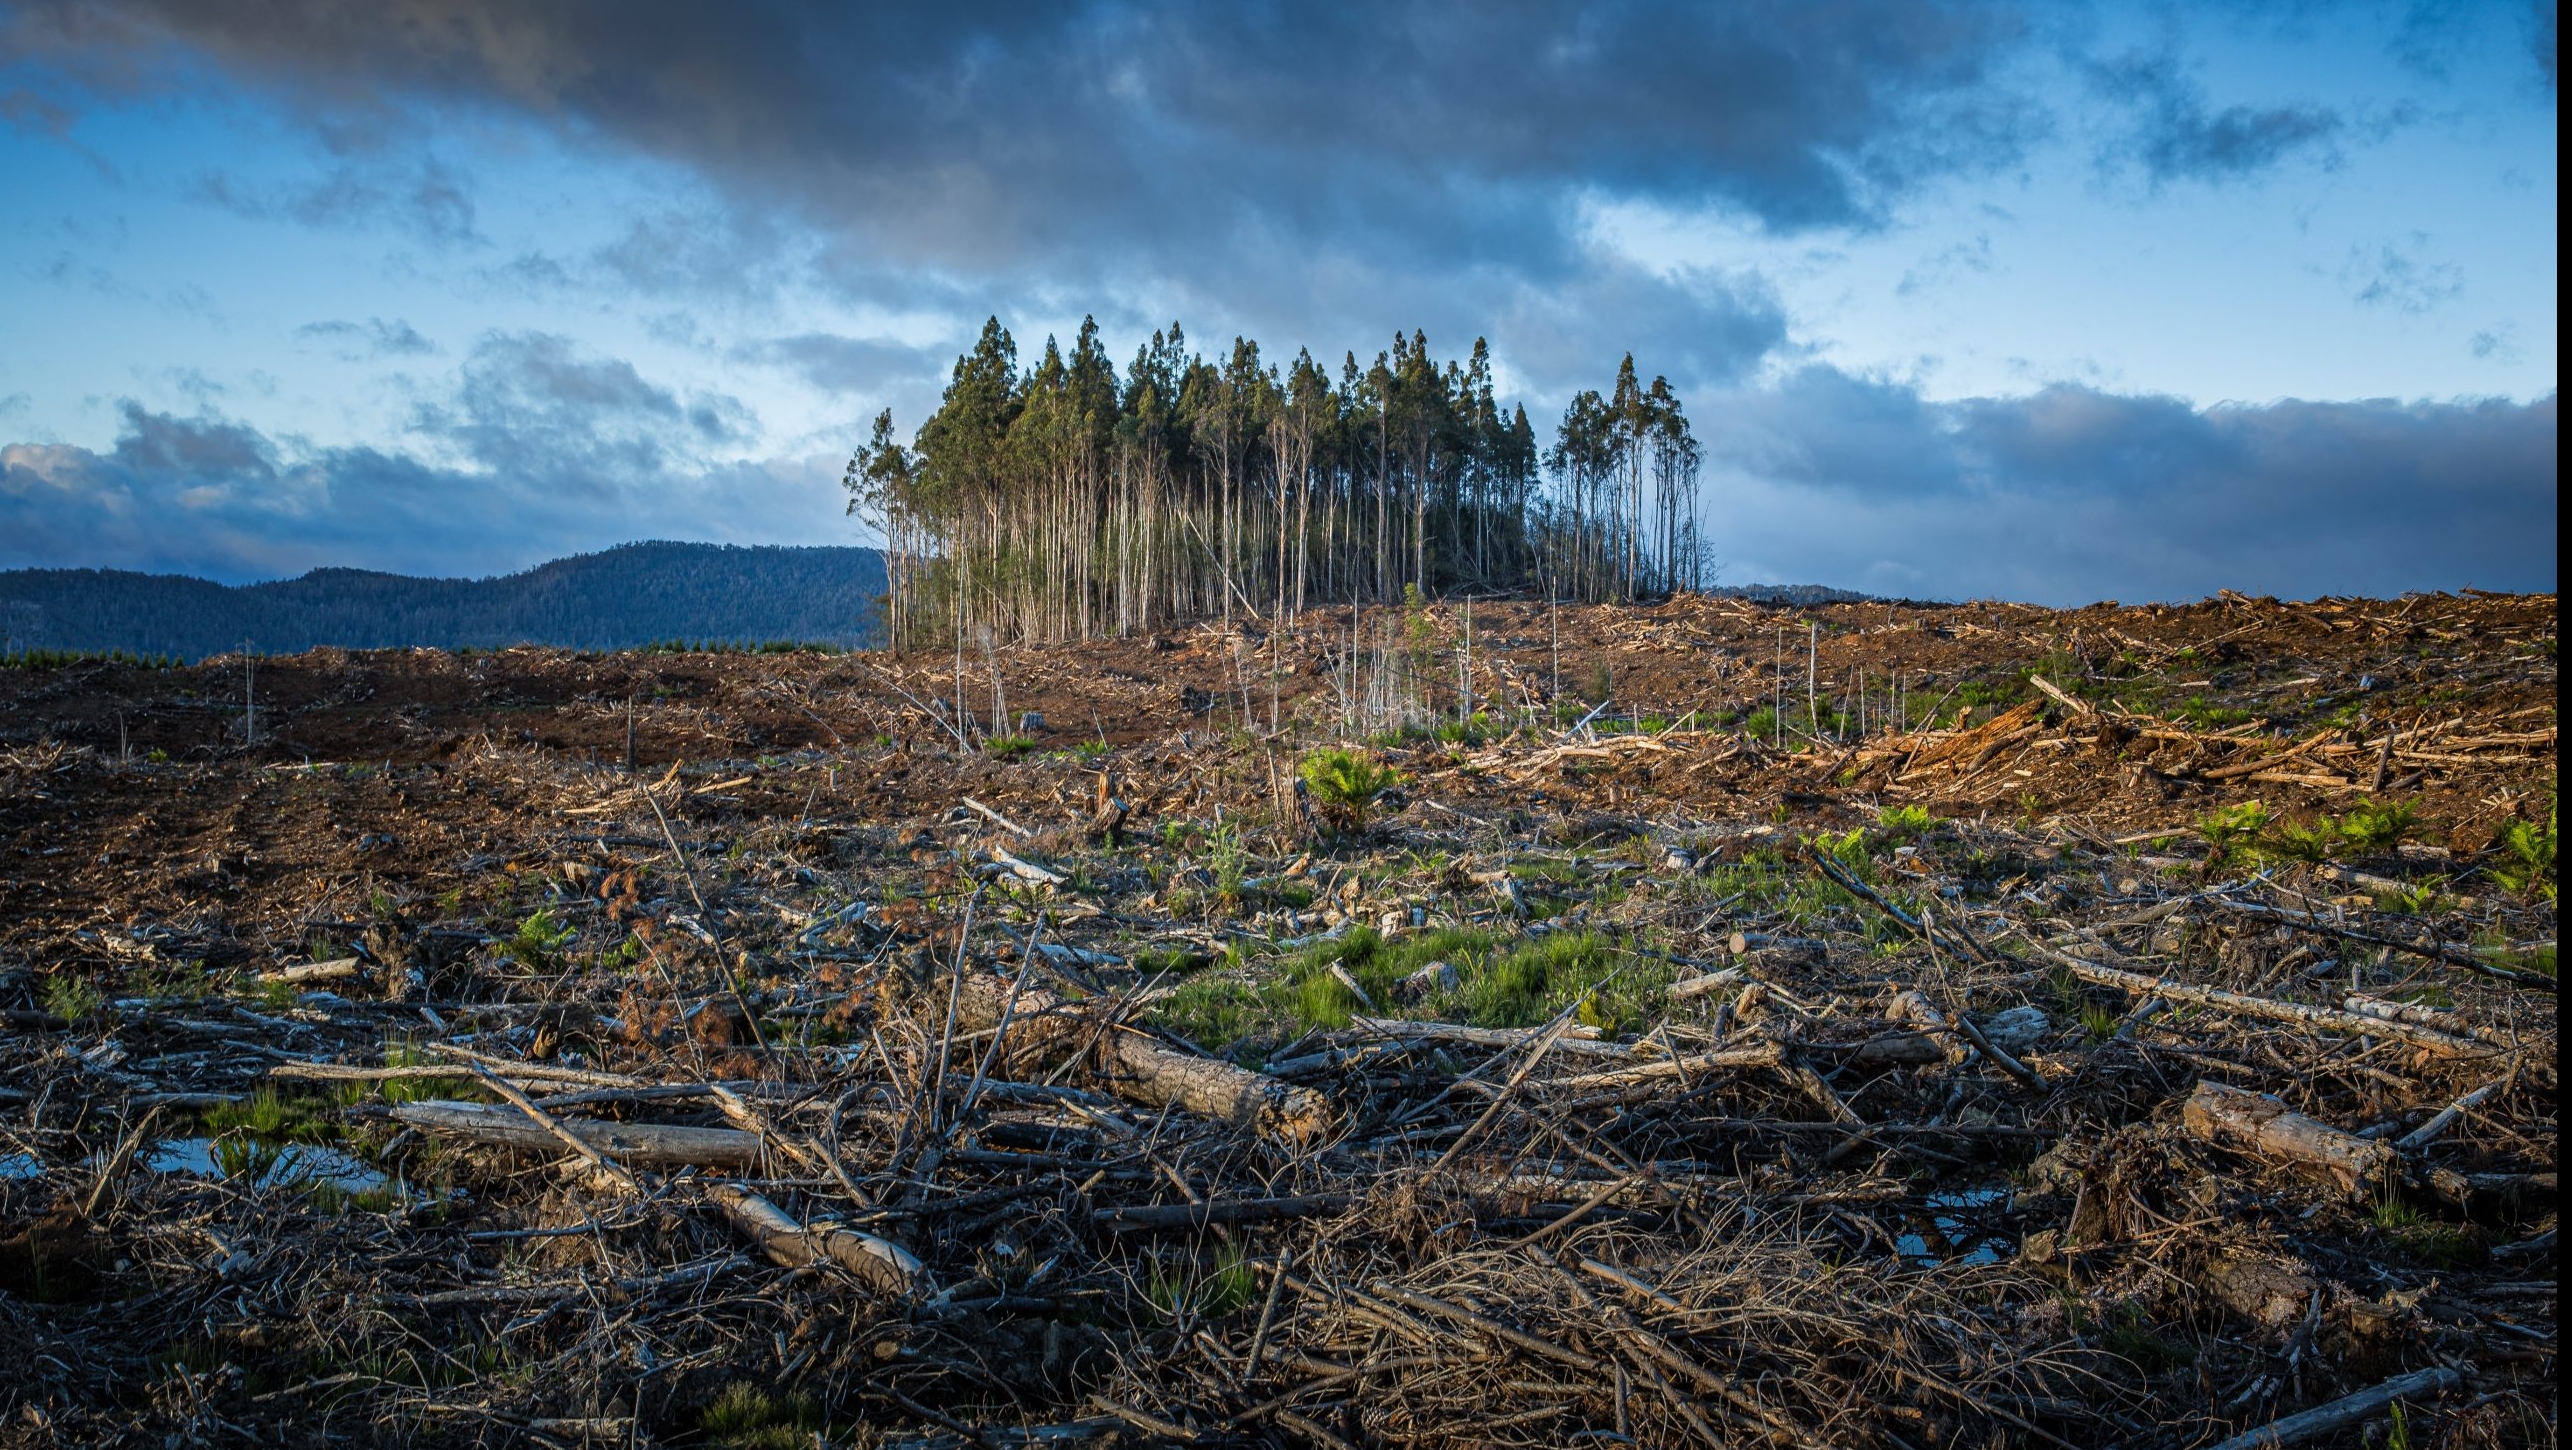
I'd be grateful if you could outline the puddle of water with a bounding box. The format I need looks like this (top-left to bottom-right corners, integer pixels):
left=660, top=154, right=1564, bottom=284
left=1896, top=1185, right=2016, bottom=1267
left=144, top=1137, right=391, bottom=1194
left=0, top=1152, right=43, bottom=1182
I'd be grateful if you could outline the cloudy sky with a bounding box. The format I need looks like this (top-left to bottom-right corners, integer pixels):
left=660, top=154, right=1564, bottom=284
left=0, top=0, right=2555, bottom=602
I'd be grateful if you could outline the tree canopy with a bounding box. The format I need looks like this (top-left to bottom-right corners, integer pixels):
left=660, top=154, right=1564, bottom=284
left=847, top=318, right=1704, bottom=646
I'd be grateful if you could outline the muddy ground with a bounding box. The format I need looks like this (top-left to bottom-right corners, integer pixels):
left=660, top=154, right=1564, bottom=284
left=0, top=589, right=2556, bottom=1448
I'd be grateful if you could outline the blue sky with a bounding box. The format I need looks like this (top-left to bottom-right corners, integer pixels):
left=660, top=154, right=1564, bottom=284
left=0, top=0, right=2555, bottom=601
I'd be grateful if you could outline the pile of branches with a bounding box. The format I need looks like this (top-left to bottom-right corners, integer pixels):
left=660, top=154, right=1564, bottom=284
left=0, top=758, right=2557, bottom=1449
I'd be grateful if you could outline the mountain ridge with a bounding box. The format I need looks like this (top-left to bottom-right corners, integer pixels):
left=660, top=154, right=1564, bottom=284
left=0, top=541, right=889, bottom=660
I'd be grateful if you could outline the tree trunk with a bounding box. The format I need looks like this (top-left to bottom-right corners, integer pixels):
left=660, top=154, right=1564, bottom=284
left=949, top=970, right=1330, bottom=1146
left=389, top=1100, right=764, bottom=1168
left=2181, top=1081, right=2398, bottom=1198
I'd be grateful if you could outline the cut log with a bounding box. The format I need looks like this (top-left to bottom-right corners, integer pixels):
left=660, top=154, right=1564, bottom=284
left=1728, top=932, right=1826, bottom=962
left=2182, top=1081, right=2398, bottom=1199
left=259, top=958, right=363, bottom=984
left=2049, top=956, right=2488, bottom=1056
left=1667, top=967, right=1743, bottom=1003
left=389, top=1100, right=764, bottom=1168
left=2198, top=1368, right=2460, bottom=1450
left=1886, top=990, right=1968, bottom=1064
left=1541, top=1041, right=1782, bottom=1094
left=988, top=845, right=1068, bottom=885
left=709, top=1183, right=927, bottom=1297
left=951, top=971, right=1330, bottom=1147
left=1842, top=1028, right=1948, bottom=1070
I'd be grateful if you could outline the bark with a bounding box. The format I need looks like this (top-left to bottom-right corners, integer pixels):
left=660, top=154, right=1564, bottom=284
left=389, top=1100, right=764, bottom=1169
left=2182, top=1081, right=2398, bottom=1198
left=2198, top=1368, right=2460, bottom=1450
left=1541, top=1042, right=1783, bottom=1094
left=952, top=970, right=1331, bottom=1147
left=709, top=1183, right=927, bottom=1297
left=2054, top=956, right=2489, bottom=1056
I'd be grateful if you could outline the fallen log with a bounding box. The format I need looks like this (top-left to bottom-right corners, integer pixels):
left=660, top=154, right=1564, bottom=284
left=1541, top=1041, right=1782, bottom=1093
left=2198, top=1367, right=2461, bottom=1450
left=259, top=957, right=364, bottom=985
left=1728, top=931, right=1826, bottom=962
left=709, top=1183, right=927, bottom=1296
left=1095, top=1194, right=1355, bottom=1231
left=2182, top=1081, right=2398, bottom=1198
left=1666, top=967, right=1743, bottom=1003
left=2212, top=898, right=2554, bottom=992
left=389, top=1100, right=765, bottom=1168
left=2047, top=955, right=2491, bottom=1056
left=951, top=970, right=1331, bottom=1147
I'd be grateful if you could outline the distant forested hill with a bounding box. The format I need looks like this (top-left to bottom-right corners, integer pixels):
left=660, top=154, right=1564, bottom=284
left=0, top=542, right=887, bottom=660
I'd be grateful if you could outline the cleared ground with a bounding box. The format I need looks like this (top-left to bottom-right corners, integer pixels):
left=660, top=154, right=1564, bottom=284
left=0, top=589, right=2555, bottom=1448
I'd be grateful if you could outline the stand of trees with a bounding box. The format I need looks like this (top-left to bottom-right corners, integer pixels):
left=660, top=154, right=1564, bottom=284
left=846, top=318, right=1706, bottom=647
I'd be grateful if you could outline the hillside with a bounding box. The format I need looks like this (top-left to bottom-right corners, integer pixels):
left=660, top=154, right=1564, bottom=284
left=0, top=541, right=887, bottom=659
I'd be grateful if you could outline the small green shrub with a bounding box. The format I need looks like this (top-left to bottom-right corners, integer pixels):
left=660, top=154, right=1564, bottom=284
left=2196, top=801, right=2272, bottom=865
left=501, top=909, right=577, bottom=971
left=1299, top=748, right=1400, bottom=835
left=1147, top=1245, right=1257, bottom=1323
left=2332, top=799, right=2419, bottom=853
left=985, top=734, right=1038, bottom=759
left=701, top=1383, right=824, bottom=1450
left=1877, top=804, right=1935, bottom=841
left=2176, top=696, right=2254, bottom=729
left=2489, top=805, right=2556, bottom=904
left=40, top=973, right=105, bottom=1023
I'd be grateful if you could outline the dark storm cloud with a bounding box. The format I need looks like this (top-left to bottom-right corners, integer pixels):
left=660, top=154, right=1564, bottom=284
left=0, top=341, right=816, bottom=581
left=2087, top=49, right=2342, bottom=184
left=0, top=2, right=2045, bottom=290
left=1705, top=372, right=2556, bottom=601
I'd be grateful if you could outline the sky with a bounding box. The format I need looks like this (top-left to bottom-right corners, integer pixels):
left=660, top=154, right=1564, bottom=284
left=0, top=0, right=2556, bottom=604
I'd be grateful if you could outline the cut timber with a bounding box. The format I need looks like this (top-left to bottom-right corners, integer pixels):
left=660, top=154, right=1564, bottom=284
left=1729, top=932, right=1826, bottom=962
left=259, top=957, right=363, bottom=985
left=2050, top=955, right=2489, bottom=1056
left=2182, top=1081, right=2397, bottom=1199
left=1349, top=1015, right=1615, bottom=1051
left=952, top=971, right=1330, bottom=1147
left=2026, top=675, right=2092, bottom=716
left=390, top=1100, right=764, bottom=1169
left=1542, top=1041, right=1782, bottom=1094
left=709, top=1184, right=927, bottom=1297
left=989, top=845, right=1068, bottom=885
left=2198, top=1368, right=2461, bottom=1450
left=1667, top=967, right=1743, bottom=1003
